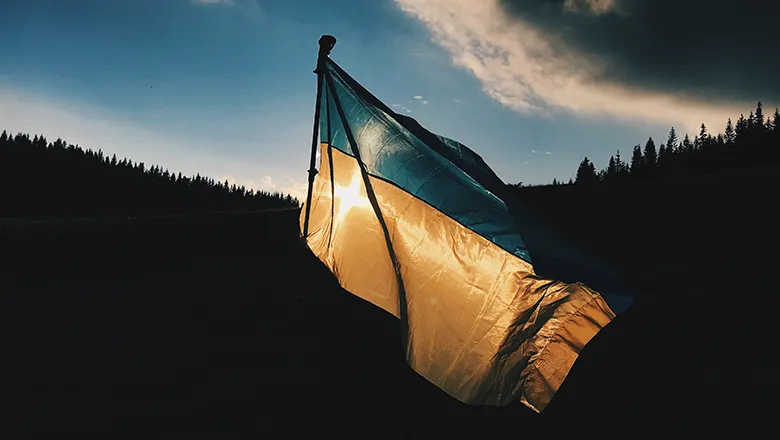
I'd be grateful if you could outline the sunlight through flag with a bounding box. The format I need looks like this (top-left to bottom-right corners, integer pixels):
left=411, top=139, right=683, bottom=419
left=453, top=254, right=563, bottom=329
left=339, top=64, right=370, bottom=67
left=300, top=35, right=628, bottom=413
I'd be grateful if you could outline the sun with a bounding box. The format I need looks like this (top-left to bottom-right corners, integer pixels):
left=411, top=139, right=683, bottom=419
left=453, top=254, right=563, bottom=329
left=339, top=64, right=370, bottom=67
left=333, top=168, right=371, bottom=226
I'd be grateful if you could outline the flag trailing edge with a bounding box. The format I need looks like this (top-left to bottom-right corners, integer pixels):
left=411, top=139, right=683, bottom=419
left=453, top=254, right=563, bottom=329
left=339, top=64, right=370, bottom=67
left=301, top=37, right=623, bottom=413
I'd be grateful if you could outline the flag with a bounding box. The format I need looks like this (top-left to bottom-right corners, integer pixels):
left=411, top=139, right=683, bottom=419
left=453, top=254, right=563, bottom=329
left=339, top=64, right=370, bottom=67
left=301, top=56, right=628, bottom=413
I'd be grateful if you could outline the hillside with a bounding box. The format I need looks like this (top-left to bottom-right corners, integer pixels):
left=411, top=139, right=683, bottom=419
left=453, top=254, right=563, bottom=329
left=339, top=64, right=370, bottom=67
left=3, top=165, right=776, bottom=433
left=2, top=123, right=778, bottom=432
left=513, top=164, right=779, bottom=301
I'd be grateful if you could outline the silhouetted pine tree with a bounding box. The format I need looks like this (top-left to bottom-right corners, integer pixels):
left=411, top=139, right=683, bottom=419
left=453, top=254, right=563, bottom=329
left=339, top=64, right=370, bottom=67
left=724, top=119, right=736, bottom=145
left=662, top=127, right=680, bottom=176
left=630, top=144, right=644, bottom=178
left=681, top=134, right=693, bottom=154
left=694, top=124, right=712, bottom=173
left=754, top=102, right=765, bottom=129
left=666, top=127, right=678, bottom=152
left=697, top=124, right=710, bottom=148
left=736, top=114, right=748, bottom=140
left=575, top=157, right=599, bottom=186
left=643, top=137, right=658, bottom=177
left=615, top=149, right=629, bottom=179
left=605, top=155, right=618, bottom=183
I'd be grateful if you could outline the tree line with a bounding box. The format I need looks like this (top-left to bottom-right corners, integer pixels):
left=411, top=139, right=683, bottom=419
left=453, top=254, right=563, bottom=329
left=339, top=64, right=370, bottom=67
left=568, top=102, right=780, bottom=186
left=0, top=130, right=300, bottom=218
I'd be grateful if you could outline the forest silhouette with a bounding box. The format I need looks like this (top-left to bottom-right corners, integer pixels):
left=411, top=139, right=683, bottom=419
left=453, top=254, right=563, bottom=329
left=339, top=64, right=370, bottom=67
left=572, top=102, right=780, bottom=186
left=498, top=102, right=780, bottom=187
left=0, top=130, right=299, bottom=219
left=3, top=103, right=778, bottom=216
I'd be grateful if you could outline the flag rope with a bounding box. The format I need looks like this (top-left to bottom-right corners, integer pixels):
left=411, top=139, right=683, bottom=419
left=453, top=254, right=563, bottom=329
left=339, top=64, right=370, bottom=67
left=324, top=67, right=411, bottom=353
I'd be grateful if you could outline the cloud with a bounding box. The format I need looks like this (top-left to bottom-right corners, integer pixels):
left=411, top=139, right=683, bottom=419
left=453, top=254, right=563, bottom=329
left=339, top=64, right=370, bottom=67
left=562, top=0, right=619, bottom=15
left=283, top=178, right=308, bottom=202
left=453, top=99, right=461, bottom=103
left=393, top=0, right=775, bottom=132
left=191, top=0, right=235, bottom=5
left=414, top=95, right=424, bottom=100
left=217, top=174, right=277, bottom=193
left=497, top=1, right=779, bottom=103
left=392, top=103, right=414, bottom=113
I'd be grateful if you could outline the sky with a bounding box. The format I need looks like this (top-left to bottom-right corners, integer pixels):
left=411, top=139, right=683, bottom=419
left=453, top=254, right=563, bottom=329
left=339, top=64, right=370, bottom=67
left=1, top=0, right=777, bottom=199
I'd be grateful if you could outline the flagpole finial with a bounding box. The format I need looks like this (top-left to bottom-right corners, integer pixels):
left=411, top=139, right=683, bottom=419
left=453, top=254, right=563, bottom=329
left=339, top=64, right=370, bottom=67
left=318, top=35, right=337, bottom=55
left=315, top=35, right=336, bottom=73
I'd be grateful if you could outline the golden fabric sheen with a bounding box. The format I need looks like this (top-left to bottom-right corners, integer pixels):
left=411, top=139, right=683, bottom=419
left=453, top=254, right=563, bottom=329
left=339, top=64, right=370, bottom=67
left=302, top=143, right=615, bottom=412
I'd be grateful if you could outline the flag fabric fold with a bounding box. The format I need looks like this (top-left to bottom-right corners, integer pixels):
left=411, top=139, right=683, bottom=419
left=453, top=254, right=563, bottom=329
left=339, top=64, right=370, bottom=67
left=301, top=57, right=624, bottom=412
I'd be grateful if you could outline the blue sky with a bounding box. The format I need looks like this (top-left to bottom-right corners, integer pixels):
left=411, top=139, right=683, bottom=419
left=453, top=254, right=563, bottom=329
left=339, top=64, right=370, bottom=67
left=1, top=0, right=756, bottom=198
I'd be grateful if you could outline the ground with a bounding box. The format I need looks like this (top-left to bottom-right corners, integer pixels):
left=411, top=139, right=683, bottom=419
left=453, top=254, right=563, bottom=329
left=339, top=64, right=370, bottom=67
left=2, top=170, right=777, bottom=434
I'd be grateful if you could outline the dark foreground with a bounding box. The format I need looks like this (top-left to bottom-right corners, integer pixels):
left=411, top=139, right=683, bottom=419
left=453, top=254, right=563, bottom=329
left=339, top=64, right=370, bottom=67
left=2, top=171, right=777, bottom=434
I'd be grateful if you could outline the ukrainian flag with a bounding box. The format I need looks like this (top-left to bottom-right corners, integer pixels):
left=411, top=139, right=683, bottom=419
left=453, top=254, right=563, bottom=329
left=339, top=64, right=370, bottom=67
left=301, top=53, right=630, bottom=413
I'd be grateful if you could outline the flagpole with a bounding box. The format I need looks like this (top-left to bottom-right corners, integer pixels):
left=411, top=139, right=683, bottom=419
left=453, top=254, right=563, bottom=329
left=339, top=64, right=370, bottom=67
left=302, top=35, right=337, bottom=243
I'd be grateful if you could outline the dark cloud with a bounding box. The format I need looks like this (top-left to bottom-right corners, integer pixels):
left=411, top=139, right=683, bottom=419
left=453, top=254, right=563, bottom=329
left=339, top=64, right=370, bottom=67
left=498, top=0, right=780, bottom=104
